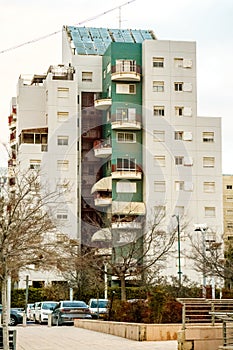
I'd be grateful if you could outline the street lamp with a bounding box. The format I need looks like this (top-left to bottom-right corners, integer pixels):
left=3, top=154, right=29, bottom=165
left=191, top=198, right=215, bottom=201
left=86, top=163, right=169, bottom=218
left=172, top=214, right=182, bottom=289
left=194, top=223, right=208, bottom=298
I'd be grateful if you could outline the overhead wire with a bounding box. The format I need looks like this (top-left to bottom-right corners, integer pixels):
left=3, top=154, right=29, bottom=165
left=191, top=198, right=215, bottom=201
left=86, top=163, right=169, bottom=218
left=0, top=0, right=136, bottom=55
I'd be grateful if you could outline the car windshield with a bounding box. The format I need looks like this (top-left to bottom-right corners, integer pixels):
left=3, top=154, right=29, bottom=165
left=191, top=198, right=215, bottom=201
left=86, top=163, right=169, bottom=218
left=91, top=300, right=108, bottom=308
left=63, top=301, right=87, bottom=308
left=42, top=302, right=57, bottom=310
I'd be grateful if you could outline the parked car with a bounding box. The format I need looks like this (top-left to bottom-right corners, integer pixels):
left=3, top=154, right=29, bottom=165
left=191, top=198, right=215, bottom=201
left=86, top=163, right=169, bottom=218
left=88, top=299, right=109, bottom=319
left=52, top=300, right=92, bottom=326
left=0, top=305, right=23, bottom=326
left=26, top=303, right=34, bottom=321
left=34, top=301, right=58, bottom=324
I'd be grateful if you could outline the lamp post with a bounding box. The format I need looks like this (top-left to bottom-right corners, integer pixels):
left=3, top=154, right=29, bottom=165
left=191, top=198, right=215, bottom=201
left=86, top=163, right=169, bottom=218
left=194, top=223, right=208, bottom=298
left=172, top=214, right=182, bottom=289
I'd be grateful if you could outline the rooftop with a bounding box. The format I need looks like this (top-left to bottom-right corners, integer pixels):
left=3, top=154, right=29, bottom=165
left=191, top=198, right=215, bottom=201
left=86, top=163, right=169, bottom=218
left=66, top=26, right=156, bottom=55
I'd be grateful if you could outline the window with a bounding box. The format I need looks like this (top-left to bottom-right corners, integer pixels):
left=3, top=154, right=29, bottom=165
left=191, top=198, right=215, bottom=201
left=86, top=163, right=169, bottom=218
left=82, top=72, right=93, bottom=82
left=175, top=181, right=184, bottom=191
left=154, top=181, right=166, bottom=192
left=227, top=222, right=233, bottom=229
left=116, top=84, right=136, bottom=94
left=154, top=106, right=165, bottom=117
left=153, top=130, right=165, bottom=142
left=175, top=106, right=184, bottom=116
left=153, top=81, right=164, bottom=92
left=175, top=156, right=184, bottom=165
left=57, top=87, right=69, bottom=98
left=204, top=182, right=215, bottom=193
left=226, top=209, right=233, bottom=215
left=174, top=58, right=183, bottom=68
left=57, top=111, right=69, bottom=122
left=227, top=185, right=233, bottom=190
left=174, top=131, right=183, bottom=140
left=115, top=59, right=136, bottom=73
left=116, top=158, right=136, bottom=171
left=57, top=160, right=69, bottom=171
left=203, top=132, right=214, bottom=143
left=153, top=57, right=164, bottom=68
left=203, top=157, right=215, bottom=168
left=117, top=132, right=136, bottom=143
left=174, top=82, right=183, bottom=91
left=116, top=108, right=136, bottom=122
left=57, top=136, right=69, bottom=146
left=57, top=211, right=68, bottom=220
left=176, top=106, right=192, bottom=117
left=226, top=197, right=233, bottom=202
left=154, top=156, right=165, bottom=167
left=116, top=182, right=136, bottom=193
left=205, top=207, right=216, bottom=217
left=29, top=160, right=41, bottom=170
left=107, top=63, right=111, bottom=73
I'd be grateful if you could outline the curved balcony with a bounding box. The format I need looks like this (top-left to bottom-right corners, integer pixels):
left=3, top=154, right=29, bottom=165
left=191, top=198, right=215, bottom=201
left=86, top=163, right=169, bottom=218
left=111, top=120, right=141, bottom=130
left=112, top=170, right=142, bottom=180
left=111, top=65, right=141, bottom=82
left=94, top=98, right=112, bottom=110
left=94, top=144, right=112, bottom=158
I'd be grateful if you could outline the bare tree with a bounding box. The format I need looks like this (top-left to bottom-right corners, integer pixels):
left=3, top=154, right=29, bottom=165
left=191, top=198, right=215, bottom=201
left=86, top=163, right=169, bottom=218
left=0, top=168, right=74, bottom=350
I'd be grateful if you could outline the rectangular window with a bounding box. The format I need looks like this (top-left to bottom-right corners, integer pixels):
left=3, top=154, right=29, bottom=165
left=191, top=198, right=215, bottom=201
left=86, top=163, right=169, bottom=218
left=203, top=157, right=215, bottom=168
left=116, top=84, right=136, bottom=94
left=117, top=132, right=136, bottom=143
left=115, top=59, right=136, bottom=73
left=116, top=108, right=136, bottom=122
left=82, top=71, right=93, bottom=82
left=57, top=87, right=69, bottom=98
left=203, top=182, right=215, bottom=193
left=153, top=57, right=164, bottom=68
left=153, top=130, right=165, bottom=142
left=226, top=209, right=233, bottom=215
left=57, top=210, right=68, bottom=220
left=175, top=181, right=184, bottom=191
left=227, top=222, right=233, bottom=229
left=57, top=111, right=69, bottom=122
left=174, top=58, right=183, bottom=68
left=116, top=182, right=137, bottom=193
left=227, top=185, right=233, bottom=190
left=116, top=158, right=136, bottom=171
left=175, top=106, right=184, bottom=116
left=153, top=81, right=164, bottom=92
left=29, top=160, right=41, bottom=170
left=57, top=160, right=69, bottom=171
left=57, top=136, right=69, bottom=146
left=205, top=207, right=216, bottom=217
left=154, top=156, right=165, bottom=167
left=153, top=106, right=165, bottom=117
left=174, top=131, right=183, bottom=140
left=154, top=181, right=166, bottom=192
left=175, top=156, right=184, bottom=165
left=174, top=82, right=183, bottom=91
left=226, top=197, right=233, bottom=202
left=203, top=132, right=214, bottom=143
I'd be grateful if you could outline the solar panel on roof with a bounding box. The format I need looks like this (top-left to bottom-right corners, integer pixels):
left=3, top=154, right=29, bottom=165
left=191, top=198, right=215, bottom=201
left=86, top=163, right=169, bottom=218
left=99, top=28, right=112, bottom=42
left=110, top=29, right=125, bottom=42
left=121, top=29, right=134, bottom=43
left=130, top=30, right=144, bottom=43
left=84, top=42, right=97, bottom=54
left=140, top=30, right=153, bottom=40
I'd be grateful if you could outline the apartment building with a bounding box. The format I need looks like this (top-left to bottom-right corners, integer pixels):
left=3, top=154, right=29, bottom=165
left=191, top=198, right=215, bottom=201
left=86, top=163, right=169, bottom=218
left=9, top=26, right=223, bottom=287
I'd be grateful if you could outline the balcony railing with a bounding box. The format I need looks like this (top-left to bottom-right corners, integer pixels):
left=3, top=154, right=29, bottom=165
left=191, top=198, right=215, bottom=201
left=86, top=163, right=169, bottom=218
left=111, top=64, right=141, bottom=82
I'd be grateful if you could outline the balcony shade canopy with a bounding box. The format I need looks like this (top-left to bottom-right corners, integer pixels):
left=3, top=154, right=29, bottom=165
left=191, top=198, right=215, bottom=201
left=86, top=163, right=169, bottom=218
left=91, top=228, right=111, bottom=242
left=91, top=176, right=112, bottom=194
left=112, top=201, right=146, bottom=215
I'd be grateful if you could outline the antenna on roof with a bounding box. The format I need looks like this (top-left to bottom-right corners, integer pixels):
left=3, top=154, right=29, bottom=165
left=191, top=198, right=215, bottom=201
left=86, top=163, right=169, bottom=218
left=119, top=0, right=136, bottom=29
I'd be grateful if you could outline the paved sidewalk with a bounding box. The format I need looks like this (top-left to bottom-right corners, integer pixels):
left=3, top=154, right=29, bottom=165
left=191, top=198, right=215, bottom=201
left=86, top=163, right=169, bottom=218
left=15, top=324, right=178, bottom=350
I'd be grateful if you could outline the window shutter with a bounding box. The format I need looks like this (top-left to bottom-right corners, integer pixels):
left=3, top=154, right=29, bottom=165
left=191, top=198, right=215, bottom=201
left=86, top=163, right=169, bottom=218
left=183, top=107, right=192, bottom=117
left=184, top=182, right=193, bottom=191
left=183, top=59, right=193, bottom=68
left=183, top=132, right=193, bottom=141
left=184, top=157, right=193, bottom=166
left=183, top=83, right=192, bottom=92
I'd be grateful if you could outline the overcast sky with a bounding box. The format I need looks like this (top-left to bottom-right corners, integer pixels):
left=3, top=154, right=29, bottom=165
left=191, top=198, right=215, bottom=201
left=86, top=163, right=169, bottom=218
left=1, top=0, right=233, bottom=172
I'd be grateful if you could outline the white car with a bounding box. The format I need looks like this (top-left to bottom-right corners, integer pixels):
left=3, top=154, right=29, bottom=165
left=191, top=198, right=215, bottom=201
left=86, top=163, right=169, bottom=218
left=88, top=299, right=109, bottom=319
left=34, top=301, right=58, bottom=324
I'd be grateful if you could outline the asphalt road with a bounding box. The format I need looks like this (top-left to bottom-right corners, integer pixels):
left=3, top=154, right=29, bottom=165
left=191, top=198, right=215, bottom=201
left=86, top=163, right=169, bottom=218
left=15, top=323, right=178, bottom=350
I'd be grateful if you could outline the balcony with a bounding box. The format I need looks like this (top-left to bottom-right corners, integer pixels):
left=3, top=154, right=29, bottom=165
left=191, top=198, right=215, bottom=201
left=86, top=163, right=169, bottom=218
left=112, top=221, right=142, bottom=230
left=94, top=196, right=112, bottom=207
left=112, top=201, right=146, bottom=216
left=94, top=143, right=112, bottom=158
left=91, top=176, right=112, bottom=194
left=94, top=98, right=112, bottom=110
left=111, top=119, right=141, bottom=130
left=112, top=170, right=142, bottom=180
left=111, top=64, right=141, bottom=82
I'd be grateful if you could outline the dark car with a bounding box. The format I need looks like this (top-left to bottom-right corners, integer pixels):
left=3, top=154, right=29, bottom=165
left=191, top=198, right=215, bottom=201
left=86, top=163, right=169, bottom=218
left=0, top=306, right=23, bottom=326
left=52, top=300, right=92, bottom=326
